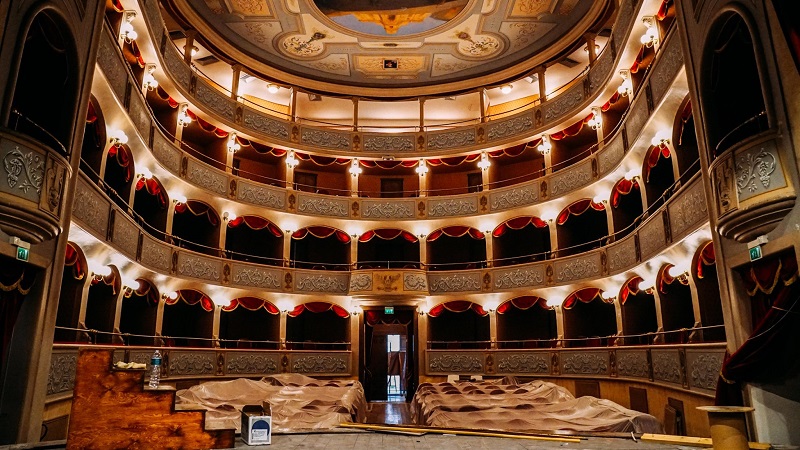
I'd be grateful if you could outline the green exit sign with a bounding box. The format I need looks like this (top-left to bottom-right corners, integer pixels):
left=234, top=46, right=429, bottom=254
left=16, top=246, right=29, bottom=262
left=384, top=306, right=394, bottom=314
left=749, top=245, right=762, bottom=262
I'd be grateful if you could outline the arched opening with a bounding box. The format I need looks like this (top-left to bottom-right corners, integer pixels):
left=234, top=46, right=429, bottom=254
left=550, top=114, right=598, bottom=170
left=119, top=279, right=159, bottom=346
left=492, top=216, right=550, bottom=266
left=103, top=143, right=134, bottom=210
left=80, top=97, right=106, bottom=182
left=179, top=110, right=227, bottom=171
left=427, top=226, right=486, bottom=270
left=610, top=178, right=643, bottom=240
left=147, top=86, right=180, bottom=140
left=620, top=277, right=658, bottom=345
left=362, top=306, right=417, bottom=402
left=601, top=91, right=629, bottom=138
left=562, top=288, right=616, bottom=347
left=357, top=229, right=419, bottom=269
left=556, top=199, right=607, bottom=257
left=219, top=298, right=280, bottom=349
left=133, top=177, right=169, bottom=240
left=488, top=143, right=545, bottom=189
left=357, top=160, right=419, bottom=197
left=290, top=226, right=351, bottom=270
left=427, top=301, right=490, bottom=349
left=172, top=200, right=221, bottom=256
left=231, top=138, right=286, bottom=187
left=427, top=155, right=482, bottom=196
left=293, top=153, right=349, bottom=195
left=83, top=267, right=121, bottom=344
left=55, top=242, right=89, bottom=342
left=162, top=290, right=215, bottom=347
left=643, top=144, right=675, bottom=208
left=658, top=264, right=696, bottom=343
left=1, top=256, right=38, bottom=372
left=496, top=296, right=556, bottom=348
left=9, top=11, right=78, bottom=154
left=285, top=302, right=350, bottom=350
left=692, top=242, right=726, bottom=342
left=674, top=99, right=700, bottom=178
left=225, top=215, right=284, bottom=265
left=703, top=13, right=768, bottom=157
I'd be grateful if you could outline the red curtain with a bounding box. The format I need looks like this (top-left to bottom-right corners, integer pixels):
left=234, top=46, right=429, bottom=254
left=358, top=229, right=418, bottom=243
left=601, top=91, right=622, bottom=112
left=223, top=297, right=279, bottom=314
left=741, top=252, right=798, bottom=327
left=488, top=142, right=529, bottom=158
left=550, top=114, right=593, bottom=141
left=611, top=178, right=639, bottom=208
left=428, top=301, right=488, bottom=317
left=233, top=137, right=287, bottom=156
left=127, top=279, right=160, bottom=304
left=644, top=145, right=671, bottom=181
left=364, top=309, right=414, bottom=326
left=359, top=159, right=417, bottom=169
left=64, top=242, right=87, bottom=280
left=1, top=259, right=36, bottom=385
left=228, top=215, right=282, bottom=237
left=156, top=86, right=179, bottom=108
left=658, top=264, right=687, bottom=293
left=695, top=241, right=715, bottom=279
left=166, top=289, right=214, bottom=312
left=427, top=154, right=481, bottom=166
left=678, top=101, right=694, bottom=145
left=657, top=0, right=673, bottom=20
left=630, top=46, right=647, bottom=73
left=427, top=226, right=484, bottom=242
left=492, top=216, right=548, bottom=237
left=86, top=101, right=97, bottom=124
left=107, top=145, right=133, bottom=182
left=292, top=226, right=351, bottom=243
left=295, top=152, right=350, bottom=166
left=563, top=288, right=605, bottom=309
left=620, top=277, right=644, bottom=304
left=174, top=200, right=221, bottom=226
left=187, top=110, right=229, bottom=138
left=287, top=302, right=349, bottom=318
left=557, top=199, right=605, bottom=225
left=496, top=296, right=549, bottom=314
left=135, top=177, right=168, bottom=208
left=91, top=270, right=120, bottom=295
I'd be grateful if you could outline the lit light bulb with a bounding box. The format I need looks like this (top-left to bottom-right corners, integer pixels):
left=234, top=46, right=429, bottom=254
left=267, top=84, right=279, bottom=94
left=227, top=133, right=241, bottom=153
left=177, top=105, right=192, bottom=127
left=174, top=194, right=187, bottom=204
left=138, top=166, right=152, bottom=179
left=588, top=107, right=602, bottom=130
left=617, top=69, right=632, bottom=97
left=477, top=153, right=491, bottom=170
left=537, top=135, right=552, bottom=155
left=415, top=159, right=429, bottom=175
left=108, top=129, right=128, bottom=146
left=285, top=151, right=299, bottom=169
left=640, top=16, right=659, bottom=48
left=349, top=159, right=362, bottom=176
left=500, top=84, right=513, bottom=94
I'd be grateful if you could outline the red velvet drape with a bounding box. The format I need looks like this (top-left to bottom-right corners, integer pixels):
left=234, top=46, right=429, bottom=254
left=359, top=159, right=417, bottom=169
left=64, top=242, right=87, bottom=280
left=135, top=177, right=168, bottom=208
left=228, top=215, right=282, bottom=237
left=358, top=229, right=418, bottom=243
left=696, top=241, right=715, bottom=279
left=287, top=302, right=349, bottom=318
left=611, top=179, right=639, bottom=208
left=557, top=199, right=605, bottom=225
left=427, top=226, right=485, bottom=242
left=428, top=301, right=488, bottom=317
left=619, top=277, right=644, bottom=304
left=644, top=145, right=671, bottom=181
left=292, top=226, right=351, bottom=243
left=496, top=296, right=549, bottom=314
left=550, top=114, right=593, bottom=140
left=174, top=200, right=220, bottom=226
left=427, top=154, right=481, bottom=166
left=1, top=259, right=36, bottom=370
left=492, top=216, right=547, bottom=237
left=107, top=145, right=133, bottom=182
left=166, top=289, right=214, bottom=312
left=563, top=288, right=605, bottom=309
left=223, top=297, right=279, bottom=314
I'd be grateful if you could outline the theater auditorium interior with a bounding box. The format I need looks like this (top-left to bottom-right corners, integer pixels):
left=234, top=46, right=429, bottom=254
left=0, top=0, right=799, bottom=448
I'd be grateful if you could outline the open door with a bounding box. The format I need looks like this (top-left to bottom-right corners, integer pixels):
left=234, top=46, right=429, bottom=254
left=360, top=306, right=417, bottom=402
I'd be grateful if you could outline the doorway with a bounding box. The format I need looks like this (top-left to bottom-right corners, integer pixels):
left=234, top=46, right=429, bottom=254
left=361, top=307, right=417, bottom=402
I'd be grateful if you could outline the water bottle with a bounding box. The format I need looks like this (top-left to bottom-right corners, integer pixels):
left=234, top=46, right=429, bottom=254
left=149, top=349, right=162, bottom=388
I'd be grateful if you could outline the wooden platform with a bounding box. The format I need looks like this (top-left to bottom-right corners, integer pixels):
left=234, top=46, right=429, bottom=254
left=66, top=348, right=234, bottom=449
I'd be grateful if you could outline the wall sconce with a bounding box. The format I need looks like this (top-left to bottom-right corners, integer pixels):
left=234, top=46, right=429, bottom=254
left=640, top=16, right=659, bottom=48
left=624, top=169, right=640, bottom=181
left=277, top=299, right=293, bottom=314
left=173, top=194, right=187, bottom=205
left=89, top=261, right=112, bottom=279
left=350, top=306, right=362, bottom=316
left=349, top=159, right=362, bottom=176
left=285, top=151, right=299, bottom=169
left=142, top=64, right=158, bottom=91
left=477, top=153, right=491, bottom=170
left=119, top=11, right=138, bottom=43
left=162, top=291, right=178, bottom=301
left=121, top=276, right=141, bottom=296
left=600, top=290, right=616, bottom=301
left=667, top=264, right=690, bottom=283
left=588, top=107, right=602, bottom=131
left=499, top=84, right=513, bottom=94
left=537, top=135, right=552, bottom=155
left=137, top=166, right=152, bottom=180
left=592, top=194, right=607, bottom=205
left=223, top=211, right=236, bottom=221
left=415, top=159, right=429, bottom=175
left=638, top=277, right=656, bottom=294
left=651, top=129, right=671, bottom=147
left=108, top=129, right=128, bottom=147
left=484, top=300, right=499, bottom=313
left=267, top=83, right=280, bottom=94
left=540, top=210, right=557, bottom=223
left=183, top=45, right=199, bottom=57
left=617, top=69, right=632, bottom=97
left=226, top=133, right=241, bottom=153
left=177, top=104, right=192, bottom=127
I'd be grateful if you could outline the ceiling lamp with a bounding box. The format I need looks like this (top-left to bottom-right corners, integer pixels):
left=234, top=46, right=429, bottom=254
left=183, top=45, right=199, bottom=57
left=477, top=153, right=491, bottom=170
left=588, top=107, right=602, bottom=131
left=119, top=11, right=138, bottom=42
left=267, top=84, right=280, bottom=94
left=349, top=159, right=363, bottom=176
left=500, top=84, right=513, bottom=94
left=640, top=16, right=659, bottom=48
left=617, top=69, right=632, bottom=97
left=537, top=135, right=552, bottom=155
left=415, top=159, right=429, bottom=175
left=142, top=64, right=158, bottom=91
left=285, top=151, right=299, bottom=169
left=177, top=104, right=192, bottom=127
left=227, top=133, right=241, bottom=153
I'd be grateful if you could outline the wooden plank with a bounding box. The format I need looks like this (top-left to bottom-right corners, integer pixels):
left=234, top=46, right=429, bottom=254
left=339, top=423, right=582, bottom=443
left=641, top=433, right=772, bottom=449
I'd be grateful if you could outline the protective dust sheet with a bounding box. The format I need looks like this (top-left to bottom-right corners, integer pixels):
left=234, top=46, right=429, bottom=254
left=175, top=374, right=367, bottom=432
left=412, top=380, right=663, bottom=434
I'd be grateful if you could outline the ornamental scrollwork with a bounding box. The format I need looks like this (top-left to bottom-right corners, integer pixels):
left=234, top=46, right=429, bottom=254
left=607, top=240, right=637, bottom=272
left=403, top=274, right=428, bottom=291
left=429, top=274, right=481, bottom=293
left=598, top=138, right=624, bottom=174
left=497, top=354, right=548, bottom=373
left=163, top=43, right=191, bottom=88
left=364, top=135, right=414, bottom=152
left=349, top=274, right=372, bottom=292
left=226, top=354, right=279, bottom=374
left=669, top=181, right=708, bottom=237
left=689, top=353, right=723, bottom=391
left=232, top=267, right=281, bottom=289
left=187, top=162, right=227, bottom=195
left=650, top=38, right=684, bottom=103
left=73, top=182, right=108, bottom=235
left=494, top=267, right=545, bottom=289
left=735, top=149, right=777, bottom=195
left=550, top=165, right=591, bottom=196
left=616, top=352, right=649, bottom=378
left=429, top=354, right=483, bottom=373
left=194, top=83, right=236, bottom=120
left=113, top=218, right=138, bottom=257
left=427, top=198, right=478, bottom=217
left=97, top=35, right=128, bottom=99
left=238, top=183, right=285, bottom=209
left=555, top=257, right=599, bottom=282
left=638, top=217, right=665, bottom=259
left=427, top=130, right=475, bottom=150
left=4, top=147, right=44, bottom=196
left=295, top=274, right=349, bottom=293
left=141, top=238, right=171, bottom=271
left=490, top=185, right=538, bottom=211
left=178, top=256, right=221, bottom=281
left=487, top=116, right=533, bottom=141
left=562, top=353, right=608, bottom=375
left=543, top=86, right=583, bottom=122
left=47, top=353, right=78, bottom=395
left=152, top=133, right=182, bottom=172
left=589, top=50, right=613, bottom=92
left=292, top=355, right=348, bottom=374
left=361, top=201, right=414, bottom=219
left=169, top=353, right=215, bottom=375
left=242, top=109, right=290, bottom=139
left=652, top=352, right=682, bottom=384
left=301, top=129, right=350, bottom=149
left=297, top=197, right=349, bottom=217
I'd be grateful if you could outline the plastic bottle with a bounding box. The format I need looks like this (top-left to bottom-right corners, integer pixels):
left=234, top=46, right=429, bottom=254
left=149, top=349, right=162, bottom=388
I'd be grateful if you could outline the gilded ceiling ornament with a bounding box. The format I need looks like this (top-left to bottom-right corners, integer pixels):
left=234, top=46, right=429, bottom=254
left=454, top=31, right=501, bottom=57
left=281, top=31, right=329, bottom=57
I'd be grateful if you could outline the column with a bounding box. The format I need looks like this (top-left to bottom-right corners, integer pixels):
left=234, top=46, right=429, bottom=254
left=284, top=155, right=295, bottom=188
left=417, top=310, right=428, bottom=375
left=479, top=89, right=487, bottom=122
left=418, top=163, right=428, bottom=197
left=183, top=30, right=196, bottom=64
left=419, top=236, right=427, bottom=269
left=349, top=165, right=359, bottom=197
left=230, top=65, right=241, bottom=100
left=75, top=278, right=93, bottom=340
left=283, top=233, right=292, bottom=267
left=289, top=88, right=297, bottom=123
left=350, top=238, right=358, bottom=270
left=219, top=215, right=230, bottom=255
left=686, top=276, right=705, bottom=342
left=212, top=306, right=222, bottom=348
left=173, top=103, right=188, bottom=145
left=547, top=221, right=558, bottom=257
left=352, top=97, right=358, bottom=131
left=166, top=199, right=178, bottom=241
left=155, top=298, right=166, bottom=345
left=584, top=33, right=598, bottom=64
left=419, top=98, right=425, bottom=130
left=349, top=312, right=360, bottom=374
left=613, top=298, right=624, bottom=345
left=489, top=310, right=498, bottom=349
left=484, top=233, right=494, bottom=268
left=279, top=311, right=288, bottom=349
left=553, top=305, right=565, bottom=347
left=111, top=287, right=127, bottom=345
left=537, top=66, right=547, bottom=102
left=651, top=289, right=666, bottom=344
